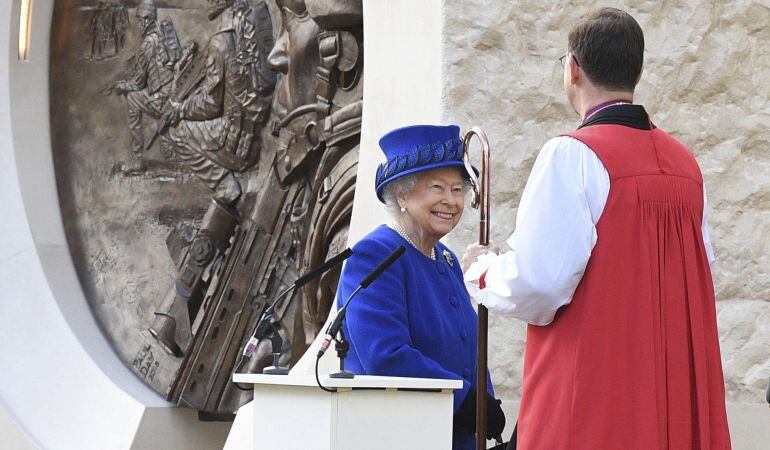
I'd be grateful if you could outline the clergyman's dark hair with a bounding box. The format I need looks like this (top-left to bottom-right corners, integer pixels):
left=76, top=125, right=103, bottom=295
left=568, top=7, right=644, bottom=92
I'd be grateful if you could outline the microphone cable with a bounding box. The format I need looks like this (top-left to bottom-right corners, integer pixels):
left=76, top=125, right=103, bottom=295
left=315, top=355, right=337, bottom=393
left=233, top=355, right=254, bottom=391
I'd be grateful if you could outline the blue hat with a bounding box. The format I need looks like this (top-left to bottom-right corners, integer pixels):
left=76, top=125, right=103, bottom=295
left=375, top=124, right=473, bottom=202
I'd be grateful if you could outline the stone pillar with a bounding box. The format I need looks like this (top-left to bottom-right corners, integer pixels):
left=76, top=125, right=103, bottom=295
left=348, top=0, right=445, bottom=243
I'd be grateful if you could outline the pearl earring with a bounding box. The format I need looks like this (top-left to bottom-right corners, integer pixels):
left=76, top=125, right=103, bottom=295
left=400, top=207, right=406, bottom=212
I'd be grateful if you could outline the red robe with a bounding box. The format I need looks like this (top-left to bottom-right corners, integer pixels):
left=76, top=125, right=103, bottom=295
left=517, top=124, right=732, bottom=449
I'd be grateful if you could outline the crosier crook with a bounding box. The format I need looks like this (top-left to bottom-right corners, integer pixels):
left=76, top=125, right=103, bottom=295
left=462, top=127, right=498, bottom=449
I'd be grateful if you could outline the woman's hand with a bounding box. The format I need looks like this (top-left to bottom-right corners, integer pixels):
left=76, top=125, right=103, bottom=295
left=462, top=241, right=500, bottom=272
left=453, top=388, right=507, bottom=439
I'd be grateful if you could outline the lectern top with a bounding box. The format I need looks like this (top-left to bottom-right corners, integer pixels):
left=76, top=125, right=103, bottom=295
left=232, top=374, right=463, bottom=390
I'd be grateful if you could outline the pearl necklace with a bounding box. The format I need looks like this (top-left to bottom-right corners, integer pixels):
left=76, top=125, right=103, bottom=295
left=392, top=223, right=436, bottom=260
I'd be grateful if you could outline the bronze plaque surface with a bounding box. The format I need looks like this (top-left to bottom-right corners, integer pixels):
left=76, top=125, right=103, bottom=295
left=51, top=0, right=362, bottom=415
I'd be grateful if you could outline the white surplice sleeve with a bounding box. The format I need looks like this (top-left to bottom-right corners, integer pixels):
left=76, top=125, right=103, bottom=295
left=464, top=136, right=717, bottom=326
left=464, top=136, right=608, bottom=325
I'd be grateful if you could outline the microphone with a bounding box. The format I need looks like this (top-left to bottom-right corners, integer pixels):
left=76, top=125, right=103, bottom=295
left=294, top=248, right=353, bottom=289
left=241, top=248, right=353, bottom=359
left=317, top=246, right=406, bottom=358
left=359, top=245, right=406, bottom=288
left=241, top=302, right=273, bottom=360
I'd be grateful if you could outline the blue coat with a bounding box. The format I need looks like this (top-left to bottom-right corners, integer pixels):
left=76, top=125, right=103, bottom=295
left=337, top=225, right=494, bottom=450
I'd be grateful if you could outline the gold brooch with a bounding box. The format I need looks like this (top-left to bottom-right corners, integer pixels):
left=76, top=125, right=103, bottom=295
left=443, top=250, right=454, bottom=267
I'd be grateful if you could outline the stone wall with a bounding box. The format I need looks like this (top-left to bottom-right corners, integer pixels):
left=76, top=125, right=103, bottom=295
left=441, top=0, right=770, bottom=405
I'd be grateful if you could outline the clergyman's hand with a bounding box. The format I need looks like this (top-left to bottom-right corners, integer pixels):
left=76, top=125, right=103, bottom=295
left=462, top=241, right=500, bottom=272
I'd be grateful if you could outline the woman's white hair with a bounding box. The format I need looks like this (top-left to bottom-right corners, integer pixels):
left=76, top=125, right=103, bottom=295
left=382, top=173, right=419, bottom=216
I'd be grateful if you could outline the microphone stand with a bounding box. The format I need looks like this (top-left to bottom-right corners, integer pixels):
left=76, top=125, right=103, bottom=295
left=233, top=285, right=294, bottom=380
left=258, top=284, right=295, bottom=375
left=329, top=328, right=354, bottom=379
left=234, top=248, right=353, bottom=379
left=261, top=321, right=289, bottom=375
left=316, top=286, right=359, bottom=380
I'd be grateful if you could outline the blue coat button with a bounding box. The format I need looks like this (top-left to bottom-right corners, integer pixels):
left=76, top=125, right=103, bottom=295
left=436, top=263, right=446, bottom=274
left=449, top=296, right=459, bottom=307
left=463, top=368, right=471, bottom=379
left=461, top=328, right=468, bottom=341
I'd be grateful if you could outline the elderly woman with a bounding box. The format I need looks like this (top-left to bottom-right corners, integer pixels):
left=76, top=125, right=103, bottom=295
left=336, top=125, right=505, bottom=449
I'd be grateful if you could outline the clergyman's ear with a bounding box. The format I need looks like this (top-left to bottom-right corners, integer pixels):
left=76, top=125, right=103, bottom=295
left=569, top=55, right=581, bottom=85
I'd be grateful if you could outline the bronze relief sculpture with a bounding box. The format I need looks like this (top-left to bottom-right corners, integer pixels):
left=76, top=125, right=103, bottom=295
left=88, top=1, right=130, bottom=60
left=50, top=0, right=362, bottom=417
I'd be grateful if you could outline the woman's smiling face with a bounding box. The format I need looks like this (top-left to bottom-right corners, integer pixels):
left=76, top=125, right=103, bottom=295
left=399, top=166, right=466, bottom=242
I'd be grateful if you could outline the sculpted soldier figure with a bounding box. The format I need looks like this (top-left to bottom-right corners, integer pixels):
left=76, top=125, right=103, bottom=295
left=108, top=0, right=174, bottom=174
left=267, top=0, right=364, bottom=339
left=163, top=0, right=273, bottom=206
left=149, top=0, right=362, bottom=415
left=89, top=2, right=102, bottom=58
left=149, top=0, right=275, bottom=358
left=89, top=1, right=110, bottom=59
left=113, top=2, right=129, bottom=54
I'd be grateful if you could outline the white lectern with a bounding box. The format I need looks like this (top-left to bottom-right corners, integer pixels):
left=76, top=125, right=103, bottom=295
left=232, top=374, right=462, bottom=450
